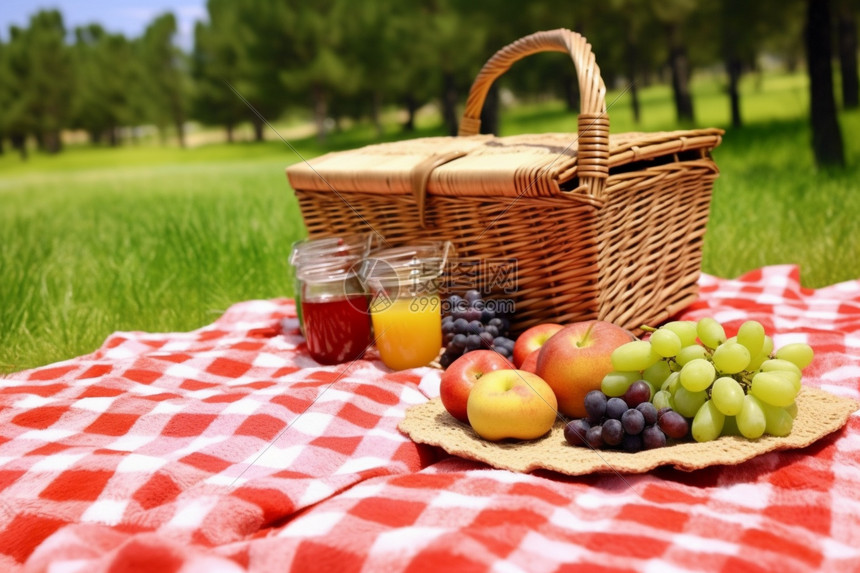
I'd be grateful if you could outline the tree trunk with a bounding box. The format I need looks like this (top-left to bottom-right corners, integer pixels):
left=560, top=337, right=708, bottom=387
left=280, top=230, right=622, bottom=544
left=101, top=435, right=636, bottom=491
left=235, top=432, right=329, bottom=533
left=624, top=29, right=640, bottom=124
left=628, top=81, right=641, bottom=125
left=42, top=131, right=61, bottom=154
left=312, top=84, right=328, bottom=145
left=252, top=116, right=264, bottom=142
left=726, top=56, right=743, bottom=128
left=806, top=0, right=845, bottom=167
left=11, top=133, right=27, bottom=161
left=225, top=123, right=234, bottom=143
left=563, top=72, right=579, bottom=112
left=403, top=94, right=417, bottom=132
left=442, top=72, right=459, bottom=136
left=480, top=85, right=499, bottom=135
left=837, top=0, right=859, bottom=109
left=371, top=91, right=383, bottom=137
left=175, top=120, right=186, bottom=148
left=666, top=24, right=695, bottom=123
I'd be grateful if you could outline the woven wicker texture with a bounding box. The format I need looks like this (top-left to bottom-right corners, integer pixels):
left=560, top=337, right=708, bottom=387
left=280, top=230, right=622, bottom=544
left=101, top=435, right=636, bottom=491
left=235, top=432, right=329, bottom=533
left=286, top=29, right=724, bottom=334
left=397, top=387, right=859, bottom=476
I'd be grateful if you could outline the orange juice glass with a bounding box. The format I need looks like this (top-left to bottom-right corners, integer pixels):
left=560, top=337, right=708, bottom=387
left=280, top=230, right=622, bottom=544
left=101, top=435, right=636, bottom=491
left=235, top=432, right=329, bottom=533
left=371, top=294, right=442, bottom=370
left=360, top=242, right=452, bottom=370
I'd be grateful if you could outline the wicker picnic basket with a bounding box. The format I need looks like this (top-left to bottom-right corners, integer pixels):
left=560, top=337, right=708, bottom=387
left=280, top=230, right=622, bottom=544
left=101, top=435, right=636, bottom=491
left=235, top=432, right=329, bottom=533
left=286, top=29, right=723, bottom=334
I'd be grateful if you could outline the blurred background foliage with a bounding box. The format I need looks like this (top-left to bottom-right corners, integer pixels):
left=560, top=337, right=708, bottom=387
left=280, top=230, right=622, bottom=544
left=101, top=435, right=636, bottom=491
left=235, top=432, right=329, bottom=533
left=0, top=0, right=857, bottom=165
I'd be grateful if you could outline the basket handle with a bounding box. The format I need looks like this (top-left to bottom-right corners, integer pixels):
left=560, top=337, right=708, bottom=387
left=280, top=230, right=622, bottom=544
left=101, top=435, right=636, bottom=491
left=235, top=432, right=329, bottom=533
left=458, top=29, right=609, bottom=198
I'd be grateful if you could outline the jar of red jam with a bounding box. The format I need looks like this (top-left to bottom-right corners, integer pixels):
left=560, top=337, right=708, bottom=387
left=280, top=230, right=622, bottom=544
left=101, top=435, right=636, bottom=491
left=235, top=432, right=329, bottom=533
left=289, top=234, right=372, bottom=332
left=298, top=264, right=373, bottom=365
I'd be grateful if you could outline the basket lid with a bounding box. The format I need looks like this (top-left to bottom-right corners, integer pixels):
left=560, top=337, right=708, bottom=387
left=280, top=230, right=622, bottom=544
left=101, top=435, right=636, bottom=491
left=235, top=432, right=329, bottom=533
left=286, top=127, right=723, bottom=200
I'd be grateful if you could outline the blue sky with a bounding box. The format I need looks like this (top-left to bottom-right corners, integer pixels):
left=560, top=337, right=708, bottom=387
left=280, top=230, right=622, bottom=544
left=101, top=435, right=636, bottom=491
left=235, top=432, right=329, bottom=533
left=1, top=0, right=208, bottom=49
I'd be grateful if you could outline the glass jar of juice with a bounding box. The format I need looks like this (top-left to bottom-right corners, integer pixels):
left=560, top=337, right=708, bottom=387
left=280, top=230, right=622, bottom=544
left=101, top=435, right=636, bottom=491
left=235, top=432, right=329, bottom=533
left=289, top=234, right=372, bottom=332
left=359, top=242, right=453, bottom=370
left=298, top=264, right=373, bottom=365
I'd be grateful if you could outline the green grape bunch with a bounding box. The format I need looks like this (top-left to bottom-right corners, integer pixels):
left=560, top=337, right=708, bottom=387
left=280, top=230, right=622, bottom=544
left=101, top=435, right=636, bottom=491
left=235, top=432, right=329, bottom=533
left=600, top=318, right=814, bottom=443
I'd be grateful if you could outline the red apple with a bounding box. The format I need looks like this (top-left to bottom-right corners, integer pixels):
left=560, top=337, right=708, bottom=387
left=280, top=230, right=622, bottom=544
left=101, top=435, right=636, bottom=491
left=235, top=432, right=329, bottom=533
left=440, top=350, right=513, bottom=422
left=512, top=323, right=564, bottom=367
left=466, top=369, right=559, bottom=441
left=520, top=348, right=540, bottom=373
left=535, top=320, right=637, bottom=418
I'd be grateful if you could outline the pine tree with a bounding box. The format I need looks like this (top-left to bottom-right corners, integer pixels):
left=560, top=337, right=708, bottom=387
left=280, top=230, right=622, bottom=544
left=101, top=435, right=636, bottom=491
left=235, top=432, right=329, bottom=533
left=191, top=0, right=247, bottom=142
left=5, top=10, right=74, bottom=154
left=139, top=13, right=189, bottom=147
left=71, top=25, right=134, bottom=145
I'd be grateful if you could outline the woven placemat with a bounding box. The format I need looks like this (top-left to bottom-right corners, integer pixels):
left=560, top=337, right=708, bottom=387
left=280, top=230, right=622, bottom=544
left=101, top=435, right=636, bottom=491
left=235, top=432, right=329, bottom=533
left=398, top=387, right=858, bottom=475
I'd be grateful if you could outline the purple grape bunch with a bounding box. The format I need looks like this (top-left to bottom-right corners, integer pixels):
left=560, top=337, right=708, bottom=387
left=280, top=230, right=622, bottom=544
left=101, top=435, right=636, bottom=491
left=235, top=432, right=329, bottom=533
left=564, top=380, right=689, bottom=453
left=439, top=290, right=516, bottom=368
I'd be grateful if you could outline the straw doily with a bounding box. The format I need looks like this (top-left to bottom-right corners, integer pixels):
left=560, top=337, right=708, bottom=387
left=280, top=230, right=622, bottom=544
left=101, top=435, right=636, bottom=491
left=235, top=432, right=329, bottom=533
left=398, top=386, right=858, bottom=475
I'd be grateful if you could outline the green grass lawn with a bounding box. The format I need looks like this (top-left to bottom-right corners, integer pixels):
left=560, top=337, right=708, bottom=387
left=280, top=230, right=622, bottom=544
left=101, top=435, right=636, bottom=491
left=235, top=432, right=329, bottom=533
left=2, top=72, right=860, bottom=374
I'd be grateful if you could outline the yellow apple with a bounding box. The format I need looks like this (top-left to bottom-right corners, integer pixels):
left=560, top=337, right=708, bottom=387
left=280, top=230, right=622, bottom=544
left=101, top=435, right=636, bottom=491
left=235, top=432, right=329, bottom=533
left=466, top=369, right=559, bottom=441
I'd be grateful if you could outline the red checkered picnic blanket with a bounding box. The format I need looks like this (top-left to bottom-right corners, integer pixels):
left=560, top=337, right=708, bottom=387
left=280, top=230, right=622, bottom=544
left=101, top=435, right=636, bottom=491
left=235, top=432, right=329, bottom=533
left=1, top=265, right=859, bottom=572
